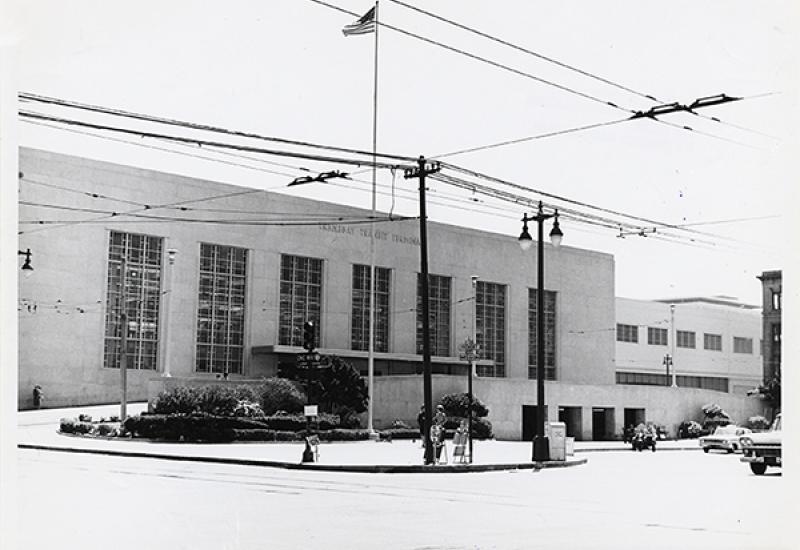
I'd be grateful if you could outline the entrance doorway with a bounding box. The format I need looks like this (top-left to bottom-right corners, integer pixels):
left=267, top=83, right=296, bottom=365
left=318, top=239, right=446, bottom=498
left=521, top=404, right=549, bottom=441
left=558, top=406, right=583, bottom=440
left=591, top=408, right=615, bottom=440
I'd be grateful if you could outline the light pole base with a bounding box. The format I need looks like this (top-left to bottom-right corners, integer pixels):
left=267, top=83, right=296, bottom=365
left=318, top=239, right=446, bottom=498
left=368, top=430, right=380, bottom=441
left=533, top=435, right=550, bottom=462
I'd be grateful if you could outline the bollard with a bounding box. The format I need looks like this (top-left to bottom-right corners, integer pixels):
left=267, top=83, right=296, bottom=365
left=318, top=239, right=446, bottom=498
left=32, top=385, right=43, bottom=409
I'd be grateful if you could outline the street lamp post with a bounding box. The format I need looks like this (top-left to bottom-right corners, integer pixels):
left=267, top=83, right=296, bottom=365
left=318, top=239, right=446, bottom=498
left=518, top=201, right=563, bottom=463
left=669, top=304, right=677, bottom=387
left=18, top=248, right=34, bottom=276
left=161, top=249, right=177, bottom=377
left=469, top=274, right=478, bottom=463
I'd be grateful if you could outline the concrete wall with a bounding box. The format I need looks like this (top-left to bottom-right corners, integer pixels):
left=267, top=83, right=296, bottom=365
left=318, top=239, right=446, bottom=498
left=372, top=375, right=769, bottom=440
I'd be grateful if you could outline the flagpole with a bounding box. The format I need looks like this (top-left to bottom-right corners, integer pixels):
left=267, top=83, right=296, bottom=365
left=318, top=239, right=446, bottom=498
left=367, top=0, right=379, bottom=436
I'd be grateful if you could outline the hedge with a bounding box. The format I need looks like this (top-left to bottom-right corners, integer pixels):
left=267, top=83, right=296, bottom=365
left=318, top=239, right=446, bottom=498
left=122, top=413, right=347, bottom=442
left=60, top=418, right=94, bottom=435
left=232, top=429, right=371, bottom=442
left=152, top=385, right=261, bottom=416
left=232, top=429, right=302, bottom=442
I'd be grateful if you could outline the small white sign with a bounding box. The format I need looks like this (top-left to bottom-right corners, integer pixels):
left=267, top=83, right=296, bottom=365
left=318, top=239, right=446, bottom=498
left=304, top=405, right=318, bottom=417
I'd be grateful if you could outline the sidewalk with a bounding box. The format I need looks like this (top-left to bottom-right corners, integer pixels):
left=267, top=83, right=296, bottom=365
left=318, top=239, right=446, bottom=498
left=17, top=403, right=700, bottom=473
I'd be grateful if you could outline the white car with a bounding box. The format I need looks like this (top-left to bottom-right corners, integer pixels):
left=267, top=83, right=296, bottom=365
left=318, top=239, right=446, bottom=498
left=740, top=414, right=782, bottom=475
left=699, top=425, right=752, bottom=453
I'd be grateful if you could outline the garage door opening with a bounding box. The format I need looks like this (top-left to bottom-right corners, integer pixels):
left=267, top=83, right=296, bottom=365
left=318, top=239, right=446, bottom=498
left=592, top=408, right=615, bottom=441
left=558, top=406, right=583, bottom=441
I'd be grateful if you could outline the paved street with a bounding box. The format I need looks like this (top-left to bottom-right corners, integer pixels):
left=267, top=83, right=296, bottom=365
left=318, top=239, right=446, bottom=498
left=16, top=445, right=787, bottom=550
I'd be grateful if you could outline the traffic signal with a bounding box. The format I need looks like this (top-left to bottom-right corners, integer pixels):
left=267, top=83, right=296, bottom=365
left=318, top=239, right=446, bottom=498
left=303, top=321, right=316, bottom=351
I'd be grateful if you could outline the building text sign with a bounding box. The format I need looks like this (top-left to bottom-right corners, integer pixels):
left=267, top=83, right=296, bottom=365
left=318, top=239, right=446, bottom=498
left=319, top=224, right=420, bottom=247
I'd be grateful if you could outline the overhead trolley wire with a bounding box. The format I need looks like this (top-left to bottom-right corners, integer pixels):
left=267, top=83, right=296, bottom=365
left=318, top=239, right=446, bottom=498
left=388, top=0, right=659, bottom=103
left=432, top=117, right=630, bottom=158
left=21, top=119, right=307, bottom=179
left=387, top=1, right=778, bottom=140
left=434, top=164, right=750, bottom=245
left=19, top=110, right=413, bottom=170
left=19, top=92, right=416, bottom=163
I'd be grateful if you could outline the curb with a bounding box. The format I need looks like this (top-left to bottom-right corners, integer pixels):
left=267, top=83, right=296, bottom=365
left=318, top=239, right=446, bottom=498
left=574, top=446, right=700, bottom=453
left=18, top=443, right=587, bottom=473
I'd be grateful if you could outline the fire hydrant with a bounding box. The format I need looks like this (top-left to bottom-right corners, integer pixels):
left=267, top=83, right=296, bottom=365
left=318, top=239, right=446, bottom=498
left=32, top=385, right=44, bottom=409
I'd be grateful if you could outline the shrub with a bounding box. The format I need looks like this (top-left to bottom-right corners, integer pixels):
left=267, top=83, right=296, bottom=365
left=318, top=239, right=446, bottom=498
left=259, top=412, right=341, bottom=431
left=469, top=417, right=493, bottom=439
left=96, top=424, right=117, bottom=437
left=258, top=378, right=305, bottom=416
left=60, top=418, right=93, bottom=434
left=232, top=429, right=301, bottom=442
left=439, top=393, right=489, bottom=418
left=379, top=428, right=420, bottom=440
left=233, top=400, right=264, bottom=418
left=152, top=386, right=200, bottom=415
left=318, top=429, right=371, bottom=442
left=77, top=414, right=92, bottom=422
left=336, top=409, right=363, bottom=429
left=441, top=416, right=493, bottom=439
left=678, top=420, right=702, bottom=438
left=314, top=356, right=368, bottom=415
left=390, top=419, right=411, bottom=430
left=153, top=385, right=264, bottom=417
left=123, top=414, right=270, bottom=442
left=701, top=403, right=732, bottom=432
left=745, top=415, right=771, bottom=431
left=197, top=385, right=245, bottom=417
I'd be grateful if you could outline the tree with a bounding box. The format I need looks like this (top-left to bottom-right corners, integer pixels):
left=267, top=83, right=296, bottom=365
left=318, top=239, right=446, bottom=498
left=258, top=377, right=304, bottom=415
left=701, top=403, right=731, bottom=431
left=751, top=370, right=781, bottom=420
left=438, top=392, right=489, bottom=418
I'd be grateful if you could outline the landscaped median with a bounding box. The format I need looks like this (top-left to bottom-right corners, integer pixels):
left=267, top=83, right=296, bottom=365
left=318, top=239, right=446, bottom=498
left=45, top=381, right=589, bottom=472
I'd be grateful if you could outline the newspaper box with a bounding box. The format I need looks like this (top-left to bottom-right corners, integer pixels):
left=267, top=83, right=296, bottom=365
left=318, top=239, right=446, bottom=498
left=546, top=421, right=567, bottom=461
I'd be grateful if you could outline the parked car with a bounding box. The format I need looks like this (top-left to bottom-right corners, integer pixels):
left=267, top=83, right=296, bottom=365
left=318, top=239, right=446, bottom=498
left=740, top=413, right=782, bottom=475
left=699, top=425, right=752, bottom=453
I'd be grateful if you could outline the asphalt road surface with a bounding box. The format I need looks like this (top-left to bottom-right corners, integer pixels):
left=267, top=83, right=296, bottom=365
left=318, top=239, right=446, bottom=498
left=15, top=447, right=788, bottom=550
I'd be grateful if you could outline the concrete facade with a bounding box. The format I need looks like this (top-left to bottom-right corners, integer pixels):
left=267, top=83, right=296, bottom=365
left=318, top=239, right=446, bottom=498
left=371, top=375, right=767, bottom=440
left=615, top=297, right=763, bottom=395
left=17, top=148, right=767, bottom=439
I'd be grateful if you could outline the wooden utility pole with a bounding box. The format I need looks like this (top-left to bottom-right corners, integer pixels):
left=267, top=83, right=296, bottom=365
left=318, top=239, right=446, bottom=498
left=404, top=156, right=441, bottom=465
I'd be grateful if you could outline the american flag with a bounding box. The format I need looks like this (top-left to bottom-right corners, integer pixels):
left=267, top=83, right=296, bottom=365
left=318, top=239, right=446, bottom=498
left=342, top=6, right=376, bottom=36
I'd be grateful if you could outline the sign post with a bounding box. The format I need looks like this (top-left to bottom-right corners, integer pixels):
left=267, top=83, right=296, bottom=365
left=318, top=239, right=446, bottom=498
left=459, top=336, right=479, bottom=464
left=300, top=321, right=319, bottom=463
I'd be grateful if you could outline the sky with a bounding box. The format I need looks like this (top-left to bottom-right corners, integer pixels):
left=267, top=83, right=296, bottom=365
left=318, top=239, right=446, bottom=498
left=3, top=0, right=799, bottom=305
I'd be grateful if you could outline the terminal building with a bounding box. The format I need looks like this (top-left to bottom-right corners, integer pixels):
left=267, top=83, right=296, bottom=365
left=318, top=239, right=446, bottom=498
left=17, top=148, right=767, bottom=439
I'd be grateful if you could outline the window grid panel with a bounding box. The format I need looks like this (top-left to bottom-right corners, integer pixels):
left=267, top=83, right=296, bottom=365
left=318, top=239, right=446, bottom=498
left=476, top=282, right=506, bottom=378
left=617, top=372, right=729, bottom=392
left=733, top=336, right=753, bottom=354
left=196, top=244, right=247, bottom=375
left=279, top=254, right=323, bottom=348
left=676, top=330, right=696, bottom=349
left=104, top=231, right=163, bottom=370
left=528, top=289, right=557, bottom=381
left=416, top=274, right=451, bottom=357
left=616, top=324, right=638, bottom=343
left=647, top=327, right=668, bottom=346
left=704, top=333, right=722, bottom=351
left=351, top=265, right=391, bottom=352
